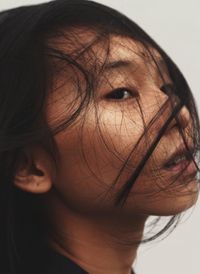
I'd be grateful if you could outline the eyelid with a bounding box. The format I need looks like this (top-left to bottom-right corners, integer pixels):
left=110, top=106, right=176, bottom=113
left=104, top=86, right=139, bottom=101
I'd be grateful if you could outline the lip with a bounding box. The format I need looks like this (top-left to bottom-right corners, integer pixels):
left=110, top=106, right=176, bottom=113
left=164, top=159, right=197, bottom=176
left=163, top=144, right=195, bottom=170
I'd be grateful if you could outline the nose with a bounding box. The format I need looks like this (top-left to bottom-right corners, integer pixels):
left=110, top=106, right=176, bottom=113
left=177, top=105, right=191, bottom=130
left=167, top=105, right=191, bottom=133
left=154, top=87, right=191, bottom=133
left=144, top=86, right=191, bottom=134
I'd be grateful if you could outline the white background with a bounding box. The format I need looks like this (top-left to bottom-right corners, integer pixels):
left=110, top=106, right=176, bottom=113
left=0, top=1, right=200, bottom=273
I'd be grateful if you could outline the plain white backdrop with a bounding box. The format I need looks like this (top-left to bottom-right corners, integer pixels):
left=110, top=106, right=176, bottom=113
left=0, top=1, right=200, bottom=273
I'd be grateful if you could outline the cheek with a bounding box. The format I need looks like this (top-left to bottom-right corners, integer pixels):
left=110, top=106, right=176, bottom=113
left=52, top=108, right=146, bottom=212
left=51, top=108, right=198, bottom=217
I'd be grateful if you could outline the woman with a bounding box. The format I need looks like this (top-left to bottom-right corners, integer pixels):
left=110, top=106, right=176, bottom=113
left=0, top=0, right=199, bottom=273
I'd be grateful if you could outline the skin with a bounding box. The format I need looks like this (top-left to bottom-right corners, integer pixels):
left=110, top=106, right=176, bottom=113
left=14, top=32, right=199, bottom=274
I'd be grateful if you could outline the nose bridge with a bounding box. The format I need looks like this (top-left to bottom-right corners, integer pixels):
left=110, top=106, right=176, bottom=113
left=161, top=84, right=190, bottom=130
left=143, top=86, right=171, bottom=119
left=158, top=93, right=191, bottom=131
left=161, top=92, right=189, bottom=130
left=143, top=86, right=190, bottom=132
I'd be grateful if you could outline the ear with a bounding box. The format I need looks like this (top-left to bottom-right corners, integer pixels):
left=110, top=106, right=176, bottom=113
left=14, top=145, right=56, bottom=194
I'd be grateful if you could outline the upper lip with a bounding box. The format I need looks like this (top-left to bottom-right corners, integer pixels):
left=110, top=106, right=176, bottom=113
left=163, top=144, right=195, bottom=168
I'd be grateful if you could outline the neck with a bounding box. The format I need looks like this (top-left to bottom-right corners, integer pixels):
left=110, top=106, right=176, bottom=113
left=44, top=193, right=147, bottom=274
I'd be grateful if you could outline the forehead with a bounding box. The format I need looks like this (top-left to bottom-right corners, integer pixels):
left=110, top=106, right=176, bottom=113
left=49, top=28, right=163, bottom=68
left=86, top=34, right=163, bottom=69
left=101, top=35, right=167, bottom=75
left=107, top=35, right=161, bottom=63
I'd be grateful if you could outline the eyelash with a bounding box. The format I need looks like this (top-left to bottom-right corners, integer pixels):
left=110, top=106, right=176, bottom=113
left=104, top=83, right=175, bottom=102
left=104, top=87, right=138, bottom=102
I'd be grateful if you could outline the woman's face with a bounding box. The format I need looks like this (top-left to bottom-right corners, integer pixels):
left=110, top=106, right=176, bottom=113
left=46, top=33, right=199, bottom=219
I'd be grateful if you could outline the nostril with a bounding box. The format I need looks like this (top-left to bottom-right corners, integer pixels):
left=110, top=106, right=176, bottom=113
left=165, top=118, right=178, bottom=134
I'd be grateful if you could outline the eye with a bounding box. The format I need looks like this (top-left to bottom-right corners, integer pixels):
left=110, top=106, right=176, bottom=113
left=160, top=83, right=175, bottom=96
left=104, top=87, right=138, bottom=101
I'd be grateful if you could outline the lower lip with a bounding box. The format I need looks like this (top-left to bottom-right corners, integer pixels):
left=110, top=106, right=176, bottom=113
left=164, top=159, right=197, bottom=175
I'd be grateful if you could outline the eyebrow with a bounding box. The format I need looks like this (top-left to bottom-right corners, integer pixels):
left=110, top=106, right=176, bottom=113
left=104, top=58, right=167, bottom=72
left=104, top=60, right=134, bottom=71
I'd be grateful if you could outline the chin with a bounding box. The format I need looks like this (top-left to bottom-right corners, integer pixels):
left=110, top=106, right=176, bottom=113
left=152, top=189, right=199, bottom=216
left=134, top=178, right=199, bottom=216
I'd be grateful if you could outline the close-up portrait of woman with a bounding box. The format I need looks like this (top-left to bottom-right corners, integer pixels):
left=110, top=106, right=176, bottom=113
left=0, top=0, right=199, bottom=273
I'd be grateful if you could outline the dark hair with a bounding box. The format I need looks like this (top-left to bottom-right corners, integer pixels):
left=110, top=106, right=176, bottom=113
left=0, top=0, right=199, bottom=273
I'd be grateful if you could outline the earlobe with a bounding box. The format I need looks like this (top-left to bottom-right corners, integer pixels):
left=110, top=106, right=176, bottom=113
left=14, top=146, right=55, bottom=194
left=14, top=172, right=53, bottom=194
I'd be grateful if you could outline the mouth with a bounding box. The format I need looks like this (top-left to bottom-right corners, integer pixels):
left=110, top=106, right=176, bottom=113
left=163, top=145, right=198, bottom=174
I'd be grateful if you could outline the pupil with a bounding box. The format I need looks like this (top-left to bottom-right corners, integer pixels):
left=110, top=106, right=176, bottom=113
left=113, top=89, right=125, bottom=99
